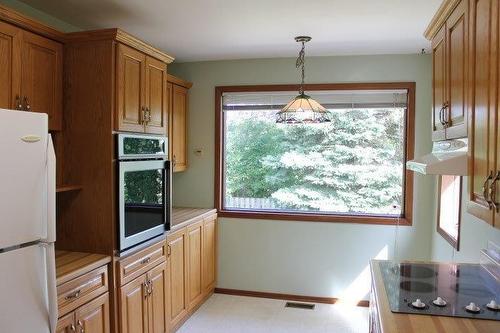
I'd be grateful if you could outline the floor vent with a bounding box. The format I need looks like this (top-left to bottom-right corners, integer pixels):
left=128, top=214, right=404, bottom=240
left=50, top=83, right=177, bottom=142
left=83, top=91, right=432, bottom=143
left=285, top=302, right=316, bottom=310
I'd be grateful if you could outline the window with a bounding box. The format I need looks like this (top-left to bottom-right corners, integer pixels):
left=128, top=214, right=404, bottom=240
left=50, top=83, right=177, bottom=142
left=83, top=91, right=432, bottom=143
left=215, top=83, right=415, bottom=225
left=437, top=175, right=462, bottom=249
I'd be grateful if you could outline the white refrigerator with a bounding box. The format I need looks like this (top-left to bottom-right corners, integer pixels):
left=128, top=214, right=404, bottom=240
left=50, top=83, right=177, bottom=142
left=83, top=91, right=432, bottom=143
left=0, top=109, right=58, bottom=332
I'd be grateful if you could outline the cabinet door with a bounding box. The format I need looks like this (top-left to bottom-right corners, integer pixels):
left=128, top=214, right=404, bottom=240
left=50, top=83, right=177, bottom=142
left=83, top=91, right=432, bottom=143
left=445, top=0, right=468, bottom=139
left=467, top=0, right=497, bottom=225
left=20, top=30, right=62, bottom=130
left=116, top=43, right=146, bottom=133
left=56, top=312, right=75, bottom=333
left=75, top=293, right=110, bottom=333
left=0, top=21, right=21, bottom=110
left=187, top=221, right=204, bottom=309
left=167, top=229, right=188, bottom=327
left=147, top=263, right=168, bottom=333
left=432, top=25, right=447, bottom=141
left=145, top=56, right=168, bottom=135
left=202, top=216, right=216, bottom=293
left=119, top=274, right=149, bottom=333
left=172, top=84, right=188, bottom=172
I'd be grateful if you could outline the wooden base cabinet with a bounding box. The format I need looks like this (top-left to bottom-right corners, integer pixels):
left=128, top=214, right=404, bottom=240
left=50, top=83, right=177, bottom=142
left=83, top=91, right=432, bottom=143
left=57, top=293, right=110, bottom=333
left=467, top=0, right=500, bottom=228
left=166, top=214, right=217, bottom=331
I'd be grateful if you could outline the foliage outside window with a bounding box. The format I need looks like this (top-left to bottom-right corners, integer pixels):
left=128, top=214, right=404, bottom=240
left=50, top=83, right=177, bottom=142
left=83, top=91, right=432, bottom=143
left=215, top=83, right=415, bottom=225
left=437, top=175, right=461, bottom=249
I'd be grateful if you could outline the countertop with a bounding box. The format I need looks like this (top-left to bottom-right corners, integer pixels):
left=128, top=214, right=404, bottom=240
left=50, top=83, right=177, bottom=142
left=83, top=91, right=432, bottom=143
left=171, top=207, right=217, bottom=231
left=55, top=250, right=111, bottom=285
left=370, top=260, right=500, bottom=333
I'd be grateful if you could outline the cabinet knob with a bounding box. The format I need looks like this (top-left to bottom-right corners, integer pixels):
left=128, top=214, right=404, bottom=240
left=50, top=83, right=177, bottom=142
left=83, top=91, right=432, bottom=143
left=23, top=96, right=30, bottom=111
left=15, top=95, right=22, bottom=110
left=77, top=320, right=84, bottom=333
left=69, top=324, right=76, bottom=332
left=65, top=289, right=81, bottom=300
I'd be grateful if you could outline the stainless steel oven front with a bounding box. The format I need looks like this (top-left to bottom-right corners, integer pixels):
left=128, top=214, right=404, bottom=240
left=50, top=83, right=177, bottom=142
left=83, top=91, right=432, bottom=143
left=117, top=134, right=171, bottom=252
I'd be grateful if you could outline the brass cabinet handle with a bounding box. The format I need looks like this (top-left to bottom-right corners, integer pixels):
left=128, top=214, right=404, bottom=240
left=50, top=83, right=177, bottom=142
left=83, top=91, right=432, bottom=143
left=167, top=244, right=171, bottom=257
left=439, top=102, right=449, bottom=127
left=149, top=280, right=153, bottom=295
left=145, top=107, right=151, bottom=123
left=140, top=256, right=151, bottom=265
left=143, top=279, right=152, bottom=298
left=69, top=324, right=76, bottom=332
left=65, top=289, right=81, bottom=300
left=439, top=103, right=444, bottom=125
left=15, top=95, right=22, bottom=110
left=77, top=320, right=84, bottom=333
left=483, top=171, right=494, bottom=209
left=23, top=96, right=30, bottom=111
left=490, top=171, right=500, bottom=212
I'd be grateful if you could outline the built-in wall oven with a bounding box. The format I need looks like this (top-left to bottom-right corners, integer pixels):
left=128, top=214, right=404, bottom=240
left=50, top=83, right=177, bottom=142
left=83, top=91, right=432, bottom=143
left=117, top=134, right=171, bottom=252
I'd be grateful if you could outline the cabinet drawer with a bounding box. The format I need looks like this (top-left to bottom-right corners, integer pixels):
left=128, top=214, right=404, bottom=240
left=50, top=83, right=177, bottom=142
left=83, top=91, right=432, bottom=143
left=57, top=265, right=108, bottom=317
left=117, top=240, right=166, bottom=286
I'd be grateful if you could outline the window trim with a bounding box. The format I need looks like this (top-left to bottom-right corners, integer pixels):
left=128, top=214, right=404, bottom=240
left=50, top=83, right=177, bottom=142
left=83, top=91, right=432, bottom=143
left=436, top=175, right=462, bottom=250
left=215, top=82, right=416, bottom=226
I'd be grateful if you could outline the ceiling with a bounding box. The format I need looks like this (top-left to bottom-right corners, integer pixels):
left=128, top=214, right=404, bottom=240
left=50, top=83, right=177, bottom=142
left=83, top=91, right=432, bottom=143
left=19, top=0, right=442, bottom=62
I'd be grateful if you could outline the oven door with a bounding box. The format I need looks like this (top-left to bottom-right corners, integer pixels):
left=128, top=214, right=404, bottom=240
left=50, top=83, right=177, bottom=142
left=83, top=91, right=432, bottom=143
left=118, top=159, right=170, bottom=251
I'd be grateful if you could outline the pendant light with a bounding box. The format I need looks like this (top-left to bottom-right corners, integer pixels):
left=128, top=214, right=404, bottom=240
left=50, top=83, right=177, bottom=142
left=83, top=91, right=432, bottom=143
left=276, top=36, right=331, bottom=124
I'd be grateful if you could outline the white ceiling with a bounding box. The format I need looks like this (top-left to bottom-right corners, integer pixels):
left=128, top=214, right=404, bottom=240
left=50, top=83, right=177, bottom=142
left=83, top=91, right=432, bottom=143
left=19, top=0, right=442, bottom=62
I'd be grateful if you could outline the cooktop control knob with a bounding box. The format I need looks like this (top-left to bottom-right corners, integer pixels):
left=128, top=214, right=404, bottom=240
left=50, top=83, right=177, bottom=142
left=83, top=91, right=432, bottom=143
left=411, top=299, right=426, bottom=309
left=486, top=300, right=500, bottom=311
left=432, top=297, right=447, bottom=307
left=465, top=302, right=481, bottom=313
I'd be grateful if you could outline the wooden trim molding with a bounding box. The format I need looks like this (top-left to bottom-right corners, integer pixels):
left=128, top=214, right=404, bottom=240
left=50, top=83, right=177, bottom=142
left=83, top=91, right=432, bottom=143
left=215, top=82, right=416, bottom=226
left=424, top=0, right=462, bottom=40
left=0, top=3, right=65, bottom=42
left=65, top=28, right=175, bottom=63
left=214, top=288, right=369, bottom=307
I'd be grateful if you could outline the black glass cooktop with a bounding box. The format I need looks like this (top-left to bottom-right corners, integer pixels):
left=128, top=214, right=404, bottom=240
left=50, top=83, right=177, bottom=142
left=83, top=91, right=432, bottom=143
left=379, top=261, right=500, bottom=321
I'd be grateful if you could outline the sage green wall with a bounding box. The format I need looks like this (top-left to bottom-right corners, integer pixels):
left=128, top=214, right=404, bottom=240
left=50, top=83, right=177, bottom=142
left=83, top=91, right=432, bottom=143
left=169, top=54, right=436, bottom=298
left=0, top=0, right=80, bottom=32
left=431, top=179, right=500, bottom=262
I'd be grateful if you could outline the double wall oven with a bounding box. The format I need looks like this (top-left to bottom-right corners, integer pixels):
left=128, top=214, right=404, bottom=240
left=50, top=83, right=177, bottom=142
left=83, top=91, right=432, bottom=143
left=117, top=134, right=172, bottom=252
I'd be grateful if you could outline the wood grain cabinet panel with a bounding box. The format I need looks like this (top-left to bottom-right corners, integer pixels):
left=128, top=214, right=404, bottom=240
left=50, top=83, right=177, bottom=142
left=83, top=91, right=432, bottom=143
left=119, top=274, right=149, bottom=333
left=56, top=312, right=75, bottom=333
left=116, top=43, right=146, bottom=133
left=147, top=263, right=168, bottom=333
left=432, top=24, right=447, bottom=141
left=171, top=84, right=188, bottom=172
left=187, top=221, right=204, bottom=310
left=202, top=215, right=217, bottom=292
left=145, top=56, right=168, bottom=135
left=167, top=228, right=188, bottom=328
left=445, top=0, right=468, bottom=139
left=75, top=293, right=110, bottom=333
left=0, top=21, right=21, bottom=110
left=467, top=0, right=498, bottom=226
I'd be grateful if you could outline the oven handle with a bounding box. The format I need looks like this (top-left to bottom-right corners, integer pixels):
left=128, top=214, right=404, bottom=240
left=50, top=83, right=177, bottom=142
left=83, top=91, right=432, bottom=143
left=164, top=160, right=172, bottom=231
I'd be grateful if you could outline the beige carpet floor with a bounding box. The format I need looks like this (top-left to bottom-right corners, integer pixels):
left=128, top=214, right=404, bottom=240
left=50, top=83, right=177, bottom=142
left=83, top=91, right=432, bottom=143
left=177, top=294, right=369, bottom=333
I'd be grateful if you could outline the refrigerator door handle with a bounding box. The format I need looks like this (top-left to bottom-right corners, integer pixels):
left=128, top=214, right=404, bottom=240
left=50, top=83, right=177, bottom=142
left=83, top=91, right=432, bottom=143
left=45, top=134, right=56, bottom=243
left=43, top=242, right=58, bottom=332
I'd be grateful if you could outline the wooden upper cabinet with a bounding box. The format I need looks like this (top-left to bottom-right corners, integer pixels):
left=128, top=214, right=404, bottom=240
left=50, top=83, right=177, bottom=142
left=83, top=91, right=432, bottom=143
left=430, top=0, right=468, bottom=141
left=166, top=228, right=188, bottom=328
left=0, top=21, right=21, bottom=110
left=171, top=83, right=189, bottom=172
left=202, top=215, right=217, bottom=293
left=0, top=20, right=62, bottom=130
left=467, top=0, right=499, bottom=226
left=145, top=56, right=168, bottom=135
left=432, top=25, right=447, bottom=141
left=75, top=293, right=110, bottom=333
left=147, top=263, right=168, bottom=333
left=119, top=273, right=149, bottom=333
left=116, top=43, right=169, bottom=135
left=116, top=43, right=146, bottom=133
left=445, top=0, right=468, bottom=139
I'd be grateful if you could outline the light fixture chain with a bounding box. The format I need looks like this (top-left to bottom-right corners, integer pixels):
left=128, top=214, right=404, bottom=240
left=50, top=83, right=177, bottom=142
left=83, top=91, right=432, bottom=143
left=296, top=41, right=306, bottom=94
